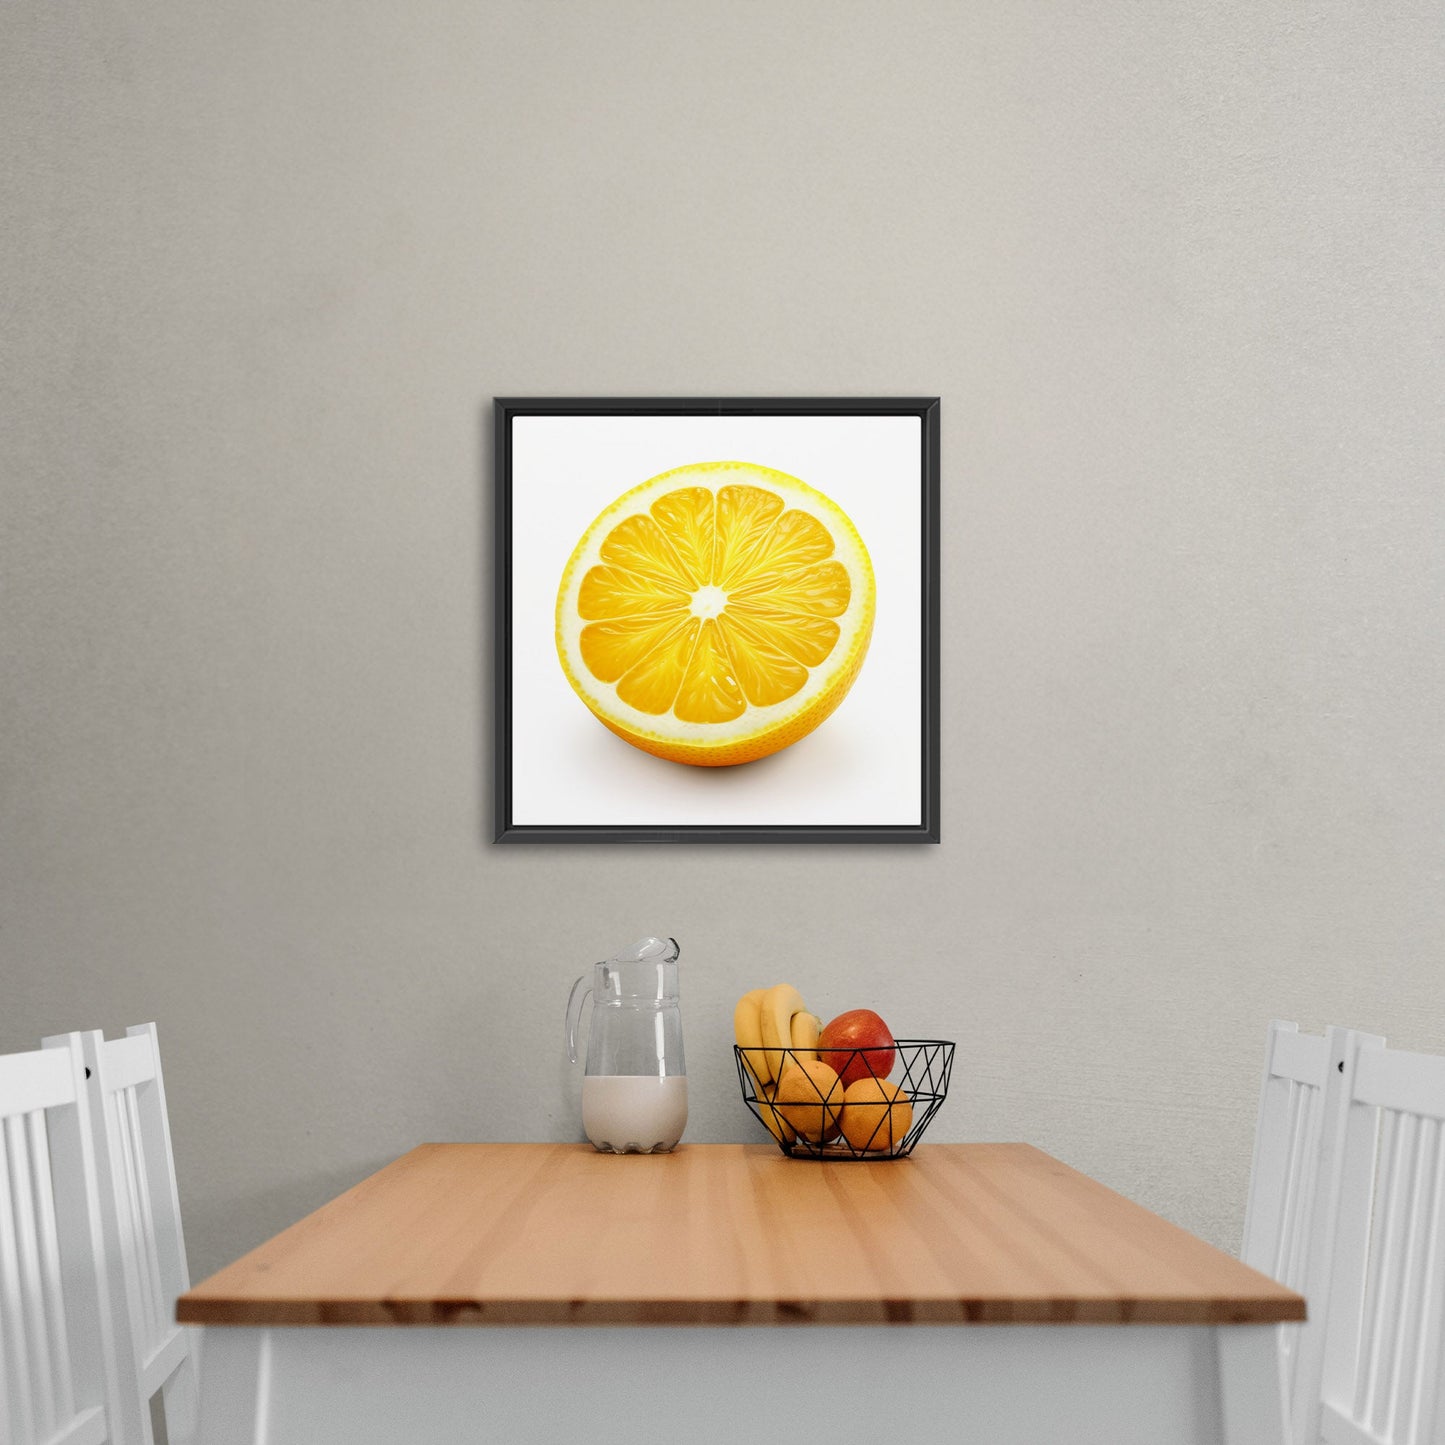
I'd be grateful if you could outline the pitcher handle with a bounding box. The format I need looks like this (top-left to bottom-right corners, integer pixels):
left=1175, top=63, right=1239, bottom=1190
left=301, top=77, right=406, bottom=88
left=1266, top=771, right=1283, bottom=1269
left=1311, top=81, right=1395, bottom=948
left=565, top=974, right=592, bottom=1065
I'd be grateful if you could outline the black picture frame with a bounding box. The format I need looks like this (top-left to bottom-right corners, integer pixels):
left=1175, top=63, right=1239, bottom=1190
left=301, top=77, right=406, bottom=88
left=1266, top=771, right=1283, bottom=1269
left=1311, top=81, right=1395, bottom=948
left=493, top=397, right=940, bottom=844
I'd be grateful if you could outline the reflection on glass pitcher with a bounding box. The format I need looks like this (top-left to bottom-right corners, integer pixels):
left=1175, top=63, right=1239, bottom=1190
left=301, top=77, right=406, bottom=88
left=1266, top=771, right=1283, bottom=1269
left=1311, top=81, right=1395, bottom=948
left=565, top=936, right=688, bottom=1154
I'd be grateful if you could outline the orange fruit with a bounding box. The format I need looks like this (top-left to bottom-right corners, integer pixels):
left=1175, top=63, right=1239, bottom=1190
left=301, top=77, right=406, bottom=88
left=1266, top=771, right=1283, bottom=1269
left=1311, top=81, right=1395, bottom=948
left=756, top=1081, right=797, bottom=1145
left=839, top=1078, right=914, bottom=1153
left=556, top=462, right=875, bottom=766
left=774, top=1060, right=845, bottom=1143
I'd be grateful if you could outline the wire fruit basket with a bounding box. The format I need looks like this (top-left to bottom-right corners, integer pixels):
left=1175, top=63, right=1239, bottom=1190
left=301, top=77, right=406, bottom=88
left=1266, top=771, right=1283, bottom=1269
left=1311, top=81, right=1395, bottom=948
left=734, top=1040, right=955, bottom=1159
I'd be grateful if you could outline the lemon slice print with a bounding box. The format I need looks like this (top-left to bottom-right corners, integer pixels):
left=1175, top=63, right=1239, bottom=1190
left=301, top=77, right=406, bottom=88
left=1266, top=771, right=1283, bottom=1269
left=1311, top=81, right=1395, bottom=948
left=555, top=461, right=875, bottom=767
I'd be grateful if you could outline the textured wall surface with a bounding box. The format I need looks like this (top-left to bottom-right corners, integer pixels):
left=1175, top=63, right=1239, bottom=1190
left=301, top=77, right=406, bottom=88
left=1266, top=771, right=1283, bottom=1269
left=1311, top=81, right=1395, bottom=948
left=3, top=1, right=1443, bottom=1280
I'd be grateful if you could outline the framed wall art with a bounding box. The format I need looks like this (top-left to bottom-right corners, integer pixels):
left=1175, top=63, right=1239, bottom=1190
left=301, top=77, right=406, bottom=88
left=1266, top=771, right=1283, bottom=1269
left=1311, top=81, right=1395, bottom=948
left=493, top=397, right=940, bottom=843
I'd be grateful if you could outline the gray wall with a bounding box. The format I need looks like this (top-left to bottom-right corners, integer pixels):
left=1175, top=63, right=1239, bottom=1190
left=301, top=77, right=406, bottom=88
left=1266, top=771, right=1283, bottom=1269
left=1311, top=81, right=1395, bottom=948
left=4, top=1, right=1443, bottom=1281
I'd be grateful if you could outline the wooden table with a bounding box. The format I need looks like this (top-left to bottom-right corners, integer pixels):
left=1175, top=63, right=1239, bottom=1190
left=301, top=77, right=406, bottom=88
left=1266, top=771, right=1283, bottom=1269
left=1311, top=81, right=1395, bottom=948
left=181, top=1143, right=1302, bottom=1444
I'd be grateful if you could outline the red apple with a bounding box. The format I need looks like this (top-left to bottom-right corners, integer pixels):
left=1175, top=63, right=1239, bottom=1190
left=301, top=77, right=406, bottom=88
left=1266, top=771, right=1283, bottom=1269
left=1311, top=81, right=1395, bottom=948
left=817, top=1009, right=896, bottom=1089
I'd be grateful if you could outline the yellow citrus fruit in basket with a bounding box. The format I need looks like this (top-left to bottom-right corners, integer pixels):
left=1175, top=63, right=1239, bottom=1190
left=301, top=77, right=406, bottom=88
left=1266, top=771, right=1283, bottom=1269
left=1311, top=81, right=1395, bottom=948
left=774, top=1060, right=845, bottom=1144
left=757, top=1081, right=797, bottom=1145
left=556, top=462, right=875, bottom=767
left=839, top=1078, right=914, bottom=1153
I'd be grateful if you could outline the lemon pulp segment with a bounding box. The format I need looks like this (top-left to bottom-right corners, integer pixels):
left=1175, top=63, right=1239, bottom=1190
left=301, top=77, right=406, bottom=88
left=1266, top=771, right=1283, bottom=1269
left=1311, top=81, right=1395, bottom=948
left=555, top=462, right=874, bottom=767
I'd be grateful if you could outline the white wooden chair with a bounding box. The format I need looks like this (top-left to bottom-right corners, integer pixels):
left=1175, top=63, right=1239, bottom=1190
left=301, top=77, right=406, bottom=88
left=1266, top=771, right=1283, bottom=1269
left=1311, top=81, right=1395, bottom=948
left=1242, top=1021, right=1388, bottom=1438
left=1294, top=1035, right=1445, bottom=1445
left=0, top=1034, right=125, bottom=1444
left=1243, top=1022, right=1332, bottom=1291
left=53, top=1026, right=200, bottom=1445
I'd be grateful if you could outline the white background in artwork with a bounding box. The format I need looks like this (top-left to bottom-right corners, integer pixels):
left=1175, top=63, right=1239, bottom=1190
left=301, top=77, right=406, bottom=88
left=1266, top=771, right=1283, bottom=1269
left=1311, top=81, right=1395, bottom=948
left=508, top=412, right=924, bottom=827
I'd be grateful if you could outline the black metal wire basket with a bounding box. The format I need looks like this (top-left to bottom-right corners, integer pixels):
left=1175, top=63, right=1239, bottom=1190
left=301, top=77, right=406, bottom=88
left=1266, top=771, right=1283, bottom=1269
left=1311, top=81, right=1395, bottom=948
left=734, top=1040, right=955, bottom=1159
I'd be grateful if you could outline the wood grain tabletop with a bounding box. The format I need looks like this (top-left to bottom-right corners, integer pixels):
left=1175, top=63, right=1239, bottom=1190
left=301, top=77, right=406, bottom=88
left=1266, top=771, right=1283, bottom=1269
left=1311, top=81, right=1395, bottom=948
left=177, top=1142, right=1304, bottom=1327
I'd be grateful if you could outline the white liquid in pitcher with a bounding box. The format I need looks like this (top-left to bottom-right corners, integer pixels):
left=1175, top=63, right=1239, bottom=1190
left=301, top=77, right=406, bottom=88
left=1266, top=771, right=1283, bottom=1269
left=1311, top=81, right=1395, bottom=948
left=582, top=1075, right=688, bottom=1154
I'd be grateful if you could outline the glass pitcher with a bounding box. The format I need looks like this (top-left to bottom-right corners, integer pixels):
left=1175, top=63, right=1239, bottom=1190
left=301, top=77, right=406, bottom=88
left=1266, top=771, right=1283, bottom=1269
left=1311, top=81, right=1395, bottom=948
left=565, top=936, right=687, bottom=1154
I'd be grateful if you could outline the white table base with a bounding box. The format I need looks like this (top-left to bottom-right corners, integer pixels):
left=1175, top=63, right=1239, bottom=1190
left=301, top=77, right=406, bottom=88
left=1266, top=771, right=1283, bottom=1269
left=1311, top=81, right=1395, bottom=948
left=198, top=1323, right=1287, bottom=1445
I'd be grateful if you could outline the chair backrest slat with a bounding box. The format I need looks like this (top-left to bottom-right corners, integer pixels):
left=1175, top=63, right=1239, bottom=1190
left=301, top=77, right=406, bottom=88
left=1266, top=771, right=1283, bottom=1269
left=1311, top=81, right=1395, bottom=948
left=122, top=1087, right=168, bottom=1349
left=1410, top=1136, right=1445, bottom=1443
left=1389, top=1113, right=1435, bottom=1437
left=107, top=1087, right=159, bottom=1356
left=1391, top=1116, right=1440, bottom=1443
left=1281, top=1079, right=1325, bottom=1286
left=0, top=1116, right=40, bottom=1443
left=7, top=1111, right=61, bottom=1436
left=1355, top=1108, right=1404, bottom=1425
left=26, top=1110, right=77, bottom=1425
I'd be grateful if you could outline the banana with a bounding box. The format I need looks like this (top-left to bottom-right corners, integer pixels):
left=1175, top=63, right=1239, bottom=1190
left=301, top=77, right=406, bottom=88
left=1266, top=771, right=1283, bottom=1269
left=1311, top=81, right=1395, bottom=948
left=733, top=987, right=770, bottom=1087
left=789, top=1011, right=822, bottom=1061
left=738, top=984, right=821, bottom=1140
left=760, top=983, right=807, bottom=1082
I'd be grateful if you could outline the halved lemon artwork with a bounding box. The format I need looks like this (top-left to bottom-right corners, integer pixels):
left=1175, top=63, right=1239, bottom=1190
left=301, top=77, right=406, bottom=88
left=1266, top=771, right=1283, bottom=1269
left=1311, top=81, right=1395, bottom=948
left=556, top=461, right=875, bottom=766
